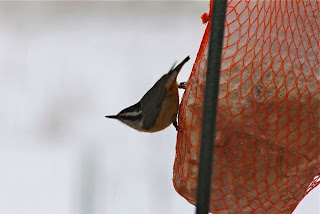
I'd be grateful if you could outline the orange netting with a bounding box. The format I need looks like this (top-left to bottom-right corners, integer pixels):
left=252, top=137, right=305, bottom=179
left=173, top=0, right=320, bottom=213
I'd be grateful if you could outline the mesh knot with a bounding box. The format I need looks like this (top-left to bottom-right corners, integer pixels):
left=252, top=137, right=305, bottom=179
left=201, top=13, right=210, bottom=24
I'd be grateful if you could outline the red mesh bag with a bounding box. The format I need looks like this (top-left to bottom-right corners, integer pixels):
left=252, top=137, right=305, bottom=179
left=173, top=0, right=320, bottom=213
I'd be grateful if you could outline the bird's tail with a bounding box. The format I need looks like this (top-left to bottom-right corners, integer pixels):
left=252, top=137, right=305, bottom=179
left=167, top=56, right=190, bottom=83
left=169, top=56, right=190, bottom=74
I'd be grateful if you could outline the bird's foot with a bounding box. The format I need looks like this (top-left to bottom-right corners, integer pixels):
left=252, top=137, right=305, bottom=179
left=178, top=82, right=187, bottom=89
left=173, top=120, right=182, bottom=132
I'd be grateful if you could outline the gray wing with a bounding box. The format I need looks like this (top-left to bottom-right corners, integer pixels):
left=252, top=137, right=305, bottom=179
left=140, top=74, right=168, bottom=130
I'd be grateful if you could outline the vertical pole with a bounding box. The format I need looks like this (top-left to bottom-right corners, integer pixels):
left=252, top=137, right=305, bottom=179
left=196, top=0, right=227, bottom=213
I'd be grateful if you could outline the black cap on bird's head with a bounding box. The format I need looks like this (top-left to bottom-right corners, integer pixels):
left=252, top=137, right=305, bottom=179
left=105, top=102, right=144, bottom=130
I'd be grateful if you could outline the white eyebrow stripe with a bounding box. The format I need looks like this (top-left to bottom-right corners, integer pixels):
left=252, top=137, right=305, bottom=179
left=121, top=110, right=142, bottom=117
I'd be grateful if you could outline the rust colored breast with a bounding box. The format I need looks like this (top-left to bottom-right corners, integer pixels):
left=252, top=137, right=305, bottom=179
left=148, top=82, right=179, bottom=132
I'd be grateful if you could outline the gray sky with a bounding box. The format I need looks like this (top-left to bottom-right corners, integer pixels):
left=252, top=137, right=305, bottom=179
left=0, top=2, right=318, bottom=214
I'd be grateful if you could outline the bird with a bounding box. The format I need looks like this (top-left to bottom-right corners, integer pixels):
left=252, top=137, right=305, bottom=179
left=105, top=56, right=190, bottom=132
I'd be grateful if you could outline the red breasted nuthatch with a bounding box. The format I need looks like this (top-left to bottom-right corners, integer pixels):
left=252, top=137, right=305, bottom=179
left=105, top=56, right=190, bottom=132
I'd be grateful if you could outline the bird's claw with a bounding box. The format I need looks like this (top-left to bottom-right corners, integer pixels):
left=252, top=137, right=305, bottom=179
left=178, top=82, right=187, bottom=89
left=173, top=120, right=182, bottom=132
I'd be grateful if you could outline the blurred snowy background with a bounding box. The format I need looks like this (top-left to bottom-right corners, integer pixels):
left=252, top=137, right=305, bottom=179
left=0, top=1, right=318, bottom=214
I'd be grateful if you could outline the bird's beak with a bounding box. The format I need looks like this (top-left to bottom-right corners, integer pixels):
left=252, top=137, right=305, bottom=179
left=105, top=115, right=118, bottom=119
